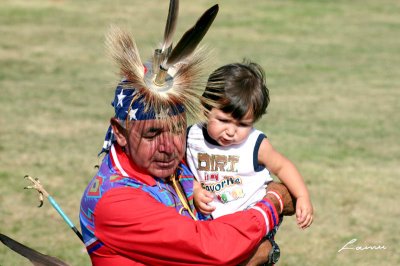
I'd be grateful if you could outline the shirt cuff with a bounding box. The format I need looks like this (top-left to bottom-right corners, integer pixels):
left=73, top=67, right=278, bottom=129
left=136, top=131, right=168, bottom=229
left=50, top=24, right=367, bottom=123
left=251, top=198, right=280, bottom=235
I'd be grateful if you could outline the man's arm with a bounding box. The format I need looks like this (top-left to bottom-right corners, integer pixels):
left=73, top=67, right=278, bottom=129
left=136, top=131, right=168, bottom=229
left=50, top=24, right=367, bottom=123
left=94, top=186, right=285, bottom=265
left=240, top=182, right=296, bottom=266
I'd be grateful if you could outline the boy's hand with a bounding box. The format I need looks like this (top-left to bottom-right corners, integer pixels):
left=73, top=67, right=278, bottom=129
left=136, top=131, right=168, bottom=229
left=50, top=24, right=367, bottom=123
left=193, top=183, right=216, bottom=215
left=295, top=196, right=313, bottom=229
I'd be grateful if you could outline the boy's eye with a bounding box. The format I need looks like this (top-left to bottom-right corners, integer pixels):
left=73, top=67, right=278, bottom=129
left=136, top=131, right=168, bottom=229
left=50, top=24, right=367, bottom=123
left=219, top=119, right=230, bottom=123
left=239, top=122, right=252, bottom=127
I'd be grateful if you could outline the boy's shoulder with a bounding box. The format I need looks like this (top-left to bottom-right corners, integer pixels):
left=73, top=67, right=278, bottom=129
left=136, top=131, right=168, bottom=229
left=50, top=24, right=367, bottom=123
left=187, top=123, right=203, bottom=136
left=251, top=128, right=266, bottom=137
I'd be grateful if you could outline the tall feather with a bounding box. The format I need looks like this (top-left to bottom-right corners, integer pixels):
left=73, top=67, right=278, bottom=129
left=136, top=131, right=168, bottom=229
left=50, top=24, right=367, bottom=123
left=106, top=25, right=146, bottom=88
left=0, top=234, right=69, bottom=266
left=162, top=0, right=179, bottom=53
left=164, top=4, right=218, bottom=68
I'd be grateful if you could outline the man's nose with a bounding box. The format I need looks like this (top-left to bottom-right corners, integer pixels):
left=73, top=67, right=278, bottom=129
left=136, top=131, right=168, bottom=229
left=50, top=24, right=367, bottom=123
left=158, top=133, right=174, bottom=153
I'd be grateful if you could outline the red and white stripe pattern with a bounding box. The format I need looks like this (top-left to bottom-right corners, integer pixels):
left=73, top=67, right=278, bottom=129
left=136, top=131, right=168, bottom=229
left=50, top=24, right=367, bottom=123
left=251, top=198, right=280, bottom=235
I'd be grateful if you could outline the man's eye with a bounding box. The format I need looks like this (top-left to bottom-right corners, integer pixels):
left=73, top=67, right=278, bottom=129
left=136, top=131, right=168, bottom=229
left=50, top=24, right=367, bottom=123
left=143, top=133, right=157, bottom=139
left=143, top=128, right=161, bottom=139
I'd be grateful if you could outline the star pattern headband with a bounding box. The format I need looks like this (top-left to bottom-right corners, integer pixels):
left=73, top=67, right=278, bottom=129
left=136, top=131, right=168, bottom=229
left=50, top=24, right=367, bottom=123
left=101, top=79, right=185, bottom=154
left=113, top=80, right=185, bottom=122
left=100, top=0, right=219, bottom=154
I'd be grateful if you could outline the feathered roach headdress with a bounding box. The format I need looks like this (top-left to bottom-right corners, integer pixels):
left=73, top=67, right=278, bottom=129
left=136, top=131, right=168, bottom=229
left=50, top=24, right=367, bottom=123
left=101, top=0, right=219, bottom=154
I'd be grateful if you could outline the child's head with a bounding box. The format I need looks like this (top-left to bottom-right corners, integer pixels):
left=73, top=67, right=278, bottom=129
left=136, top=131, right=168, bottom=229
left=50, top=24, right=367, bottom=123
left=201, top=60, right=269, bottom=123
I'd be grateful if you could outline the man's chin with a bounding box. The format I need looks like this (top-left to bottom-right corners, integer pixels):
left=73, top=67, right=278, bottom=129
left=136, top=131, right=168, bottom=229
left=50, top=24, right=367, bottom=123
left=152, top=169, right=176, bottom=178
left=150, top=162, right=179, bottom=178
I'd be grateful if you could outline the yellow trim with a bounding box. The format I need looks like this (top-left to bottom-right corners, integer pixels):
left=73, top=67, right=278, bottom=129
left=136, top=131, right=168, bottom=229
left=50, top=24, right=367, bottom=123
left=171, top=174, right=197, bottom=220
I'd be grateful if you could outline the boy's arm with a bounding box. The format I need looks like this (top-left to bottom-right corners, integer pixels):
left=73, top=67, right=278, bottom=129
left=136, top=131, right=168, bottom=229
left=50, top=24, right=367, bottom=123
left=258, top=138, right=313, bottom=228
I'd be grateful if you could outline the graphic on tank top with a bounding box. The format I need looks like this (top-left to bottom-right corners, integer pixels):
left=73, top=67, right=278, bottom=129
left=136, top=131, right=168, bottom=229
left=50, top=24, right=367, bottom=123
left=197, top=152, right=244, bottom=203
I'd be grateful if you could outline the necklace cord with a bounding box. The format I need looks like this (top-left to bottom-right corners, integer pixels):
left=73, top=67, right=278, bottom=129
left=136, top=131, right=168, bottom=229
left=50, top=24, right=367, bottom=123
left=170, top=174, right=198, bottom=220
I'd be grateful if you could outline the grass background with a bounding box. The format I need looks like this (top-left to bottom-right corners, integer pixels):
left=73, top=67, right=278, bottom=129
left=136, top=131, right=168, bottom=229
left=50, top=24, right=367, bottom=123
left=1, top=0, right=399, bottom=265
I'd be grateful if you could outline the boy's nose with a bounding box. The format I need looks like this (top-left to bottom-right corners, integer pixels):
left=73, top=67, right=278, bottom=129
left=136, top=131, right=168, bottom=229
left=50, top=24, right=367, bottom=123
left=225, top=126, right=236, bottom=137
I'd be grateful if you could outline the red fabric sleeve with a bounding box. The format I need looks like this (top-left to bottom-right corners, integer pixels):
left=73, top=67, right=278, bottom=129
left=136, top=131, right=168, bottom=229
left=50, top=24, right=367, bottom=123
left=94, top=187, right=268, bottom=266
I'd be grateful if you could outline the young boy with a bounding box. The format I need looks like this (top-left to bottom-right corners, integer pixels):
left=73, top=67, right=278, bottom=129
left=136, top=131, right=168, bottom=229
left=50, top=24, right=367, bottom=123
left=186, top=61, right=313, bottom=264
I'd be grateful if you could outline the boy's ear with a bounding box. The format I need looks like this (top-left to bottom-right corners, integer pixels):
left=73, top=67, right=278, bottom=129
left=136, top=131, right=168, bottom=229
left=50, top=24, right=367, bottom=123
left=110, top=118, right=127, bottom=147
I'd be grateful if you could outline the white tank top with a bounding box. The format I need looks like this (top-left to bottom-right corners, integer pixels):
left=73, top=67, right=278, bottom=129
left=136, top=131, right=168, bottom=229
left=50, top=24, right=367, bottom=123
left=186, top=124, right=272, bottom=218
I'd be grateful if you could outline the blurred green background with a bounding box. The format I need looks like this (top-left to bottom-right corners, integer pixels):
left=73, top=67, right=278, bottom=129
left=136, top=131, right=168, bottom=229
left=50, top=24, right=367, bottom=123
left=1, top=0, right=399, bottom=265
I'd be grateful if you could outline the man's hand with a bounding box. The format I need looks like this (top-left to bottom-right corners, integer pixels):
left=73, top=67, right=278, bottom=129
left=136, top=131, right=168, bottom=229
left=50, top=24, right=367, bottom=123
left=266, top=182, right=296, bottom=216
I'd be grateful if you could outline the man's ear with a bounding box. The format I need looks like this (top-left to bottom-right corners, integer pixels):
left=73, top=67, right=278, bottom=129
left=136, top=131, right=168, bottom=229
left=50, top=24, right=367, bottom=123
left=110, top=118, right=127, bottom=147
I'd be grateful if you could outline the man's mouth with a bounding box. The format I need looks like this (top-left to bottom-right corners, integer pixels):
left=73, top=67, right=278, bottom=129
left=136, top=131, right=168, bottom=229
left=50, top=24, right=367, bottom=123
left=154, top=158, right=176, bottom=168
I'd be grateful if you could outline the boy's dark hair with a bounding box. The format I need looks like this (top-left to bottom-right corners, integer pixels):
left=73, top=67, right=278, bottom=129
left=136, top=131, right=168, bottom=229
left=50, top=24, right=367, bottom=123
left=201, top=60, right=269, bottom=122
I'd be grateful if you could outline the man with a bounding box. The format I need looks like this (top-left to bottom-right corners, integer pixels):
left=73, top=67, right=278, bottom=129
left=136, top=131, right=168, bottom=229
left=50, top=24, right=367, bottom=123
left=80, top=6, right=294, bottom=264
left=79, top=82, right=294, bottom=266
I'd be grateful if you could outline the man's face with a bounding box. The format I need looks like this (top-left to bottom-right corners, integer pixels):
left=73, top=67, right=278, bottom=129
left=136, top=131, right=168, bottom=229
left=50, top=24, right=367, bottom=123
left=124, top=115, right=186, bottom=178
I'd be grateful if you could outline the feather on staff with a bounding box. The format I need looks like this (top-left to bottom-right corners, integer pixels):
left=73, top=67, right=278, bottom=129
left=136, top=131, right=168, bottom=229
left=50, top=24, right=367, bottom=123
left=0, top=234, right=69, bottom=266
